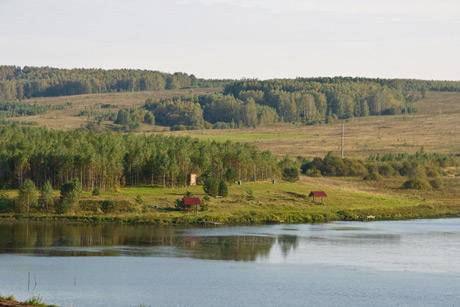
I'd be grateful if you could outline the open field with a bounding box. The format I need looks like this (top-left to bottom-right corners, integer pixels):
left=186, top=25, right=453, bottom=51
left=11, top=88, right=219, bottom=130
left=170, top=92, right=460, bottom=158
left=2, top=175, right=459, bottom=225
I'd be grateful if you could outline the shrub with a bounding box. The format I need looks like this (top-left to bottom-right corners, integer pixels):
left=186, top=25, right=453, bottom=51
left=218, top=180, right=229, bottom=197
left=425, top=166, right=440, bottom=178
left=363, top=172, right=383, bottom=181
left=378, top=164, right=396, bottom=177
left=430, top=178, right=443, bottom=190
left=101, top=200, right=116, bottom=213
left=203, top=176, right=219, bottom=197
left=92, top=186, right=101, bottom=196
left=282, top=166, right=299, bottom=182
left=401, top=177, right=431, bottom=190
left=0, top=193, right=15, bottom=213
left=305, top=168, right=322, bottom=177
left=175, top=199, right=185, bottom=210
left=16, top=179, right=39, bottom=214
left=57, top=179, right=82, bottom=214
left=39, top=181, right=54, bottom=213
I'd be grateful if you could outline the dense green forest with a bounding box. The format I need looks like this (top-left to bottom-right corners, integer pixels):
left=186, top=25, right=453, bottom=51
left=141, top=78, right=421, bottom=129
left=0, top=66, right=228, bottom=99
left=0, top=126, right=280, bottom=190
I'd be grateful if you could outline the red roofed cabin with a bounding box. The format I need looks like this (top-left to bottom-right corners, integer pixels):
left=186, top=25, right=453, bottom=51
left=309, top=191, right=327, bottom=203
left=182, top=197, right=202, bottom=213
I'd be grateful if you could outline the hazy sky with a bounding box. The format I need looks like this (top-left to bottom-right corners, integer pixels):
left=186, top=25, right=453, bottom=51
left=0, top=0, right=459, bottom=79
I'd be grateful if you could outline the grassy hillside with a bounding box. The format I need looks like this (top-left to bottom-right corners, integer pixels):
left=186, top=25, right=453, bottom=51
left=170, top=91, right=460, bottom=158
left=10, top=88, right=219, bottom=130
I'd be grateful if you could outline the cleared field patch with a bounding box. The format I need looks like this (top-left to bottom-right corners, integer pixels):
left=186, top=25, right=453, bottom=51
left=11, top=88, right=220, bottom=130
left=169, top=92, right=460, bottom=158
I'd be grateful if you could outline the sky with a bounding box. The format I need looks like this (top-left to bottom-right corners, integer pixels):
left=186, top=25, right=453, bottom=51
left=0, top=0, right=459, bottom=80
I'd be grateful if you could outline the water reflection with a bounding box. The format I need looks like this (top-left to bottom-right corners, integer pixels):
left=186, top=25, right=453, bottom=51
left=0, top=222, right=281, bottom=261
left=0, top=220, right=455, bottom=264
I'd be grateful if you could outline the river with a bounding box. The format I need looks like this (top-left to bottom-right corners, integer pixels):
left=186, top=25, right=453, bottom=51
left=0, top=219, right=459, bottom=306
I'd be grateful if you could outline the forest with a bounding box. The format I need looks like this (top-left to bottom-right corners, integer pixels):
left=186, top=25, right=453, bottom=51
left=140, top=79, right=419, bottom=130
left=0, top=126, right=280, bottom=190
left=0, top=66, right=228, bottom=99
left=3, top=66, right=460, bottom=130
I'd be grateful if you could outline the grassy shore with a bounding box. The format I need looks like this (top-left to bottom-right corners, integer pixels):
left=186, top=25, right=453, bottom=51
left=0, top=295, right=55, bottom=307
left=2, top=176, right=459, bottom=225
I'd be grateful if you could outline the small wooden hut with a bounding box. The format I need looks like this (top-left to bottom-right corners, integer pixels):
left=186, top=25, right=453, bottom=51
left=182, top=197, right=202, bottom=213
left=309, top=191, right=327, bottom=203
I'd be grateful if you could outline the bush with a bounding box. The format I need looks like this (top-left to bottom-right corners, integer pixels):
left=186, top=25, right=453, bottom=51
left=0, top=193, right=15, bottom=213
left=101, top=200, right=116, bottom=213
left=218, top=180, right=229, bottom=197
left=16, top=179, right=39, bottom=214
left=92, top=187, right=101, bottom=196
left=402, top=177, right=431, bottom=190
left=305, top=168, right=322, bottom=177
left=57, top=179, right=82, bottom=214
left=175, top=199, right=185, bottom=211
left=430, top=178, right=443, bottom=190
left=203, top=176, right=219, bottom=197
left=378, top=164, right=396, bottom=177
left=425, top=166, right=440, bottom=178
left=39, top=181, right=54, bottom=213
left=282, top=166, right=299, bottom=182
left=363, top=172, right=383, bottom=181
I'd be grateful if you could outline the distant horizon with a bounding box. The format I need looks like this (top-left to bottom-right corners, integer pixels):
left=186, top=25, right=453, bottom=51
left=3, top=64, right=460, bottom=82
left=1, top=0, right=459, bottom=81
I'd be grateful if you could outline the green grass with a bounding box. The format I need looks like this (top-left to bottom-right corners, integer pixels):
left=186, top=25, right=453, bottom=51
left=3, top=176, right=459, bottom=225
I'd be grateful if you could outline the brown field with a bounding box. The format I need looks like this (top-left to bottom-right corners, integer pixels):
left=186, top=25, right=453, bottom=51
left=13, top=88, right=219, bottom=130
left=171, top=91, right=460, bottom=158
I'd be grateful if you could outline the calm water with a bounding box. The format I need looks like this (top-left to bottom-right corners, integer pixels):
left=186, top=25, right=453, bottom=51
left=0, top=219, right=460, bottom=306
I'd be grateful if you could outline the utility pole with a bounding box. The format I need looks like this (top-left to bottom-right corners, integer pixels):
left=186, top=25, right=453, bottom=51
left=341, top=121, right=345, bottom=159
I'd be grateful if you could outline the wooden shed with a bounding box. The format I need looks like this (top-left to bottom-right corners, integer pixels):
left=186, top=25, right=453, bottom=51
left=182, top=197, right=202, bottom=213
left=309, top=191, right=327, bottom=203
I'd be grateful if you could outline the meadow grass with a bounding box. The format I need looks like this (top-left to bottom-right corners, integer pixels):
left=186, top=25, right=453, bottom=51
left=3, top=176, right=459, bottom=225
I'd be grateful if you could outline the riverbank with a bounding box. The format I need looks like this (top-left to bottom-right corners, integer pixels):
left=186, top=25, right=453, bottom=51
left=1, top=176, right=459, bottom=225
left=0, top=296, right=54, bottom=307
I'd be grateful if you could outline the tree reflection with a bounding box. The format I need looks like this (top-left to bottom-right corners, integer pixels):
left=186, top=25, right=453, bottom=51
left=0, top=222, right=297, bottom=261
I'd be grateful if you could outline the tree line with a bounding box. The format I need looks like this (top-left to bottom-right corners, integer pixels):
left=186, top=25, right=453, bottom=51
left=0, top=66, right=229, bottom=99
left=0, top=126, right=280, bottom=190
left=224, top=79, right=420, bottom=122
left=301, top=150, right=458, bottom=190
left=141, top=77, right=420, bottom=129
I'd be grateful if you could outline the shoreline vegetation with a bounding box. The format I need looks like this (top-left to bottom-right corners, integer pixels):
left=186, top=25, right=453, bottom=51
left=0, top=295, right=55, bottom=307
left=1, top=177, right=459, bottom=226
